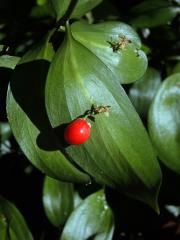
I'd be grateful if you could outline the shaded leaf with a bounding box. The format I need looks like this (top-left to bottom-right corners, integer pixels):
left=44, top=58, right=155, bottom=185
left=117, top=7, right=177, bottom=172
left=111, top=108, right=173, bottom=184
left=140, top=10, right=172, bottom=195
left=0, top=55, right=20, bottom=69
left=148, top=73, right=180, bottom=174
left=0, top=45, right=4, bottom=52
left=43, top=176, right=74, bottom=228
left=45, top=23, right=162, bottom=209
left=129, top=67, right=161, bottom=119
left=31, top=0, right=54, bottom=18
left=0, top=214, right=7, bottom=240
left=71, top=20, right=147, bottom=84
left=6, top=31, right=90, bottom=183
left=172, top=62, right=180, bottom=74
left=0, top=196, right=33, bottom=240
left=31, top=3, right=55, bottom=18
left=130, top=0, right=180, bottom=28
left=49, top=0, right=102, bottom=21
left=60, top=190, right=114, bottom=240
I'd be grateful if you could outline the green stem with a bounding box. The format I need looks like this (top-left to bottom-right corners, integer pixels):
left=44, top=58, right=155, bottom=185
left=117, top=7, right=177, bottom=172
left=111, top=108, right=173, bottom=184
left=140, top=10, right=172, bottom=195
left=55, top=0, right=78, bottom=30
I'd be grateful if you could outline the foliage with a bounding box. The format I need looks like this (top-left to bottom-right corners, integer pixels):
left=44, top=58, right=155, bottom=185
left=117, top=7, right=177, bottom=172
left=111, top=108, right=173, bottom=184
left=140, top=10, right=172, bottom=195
left=0, top=0, right=180, bottom=239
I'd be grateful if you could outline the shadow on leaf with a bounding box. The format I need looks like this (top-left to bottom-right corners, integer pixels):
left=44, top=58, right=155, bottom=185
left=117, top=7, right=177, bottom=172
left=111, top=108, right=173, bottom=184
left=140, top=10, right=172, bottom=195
left=10, top=60, right=69, bottom=151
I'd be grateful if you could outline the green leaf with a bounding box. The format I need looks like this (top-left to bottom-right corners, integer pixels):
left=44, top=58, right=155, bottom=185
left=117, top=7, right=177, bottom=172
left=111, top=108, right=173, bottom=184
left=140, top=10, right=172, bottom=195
left=148, top=73, right=180, bottom=174
left=0, top=122, right=12, bottom=143
left=37, top=0, right=47, bottom=5
left=0, top=45, right=4, bottom=52
left=31, top=3, right=55, bottom=18
left=130, top=0, right=180, bottom=28
left=43, top=176, right=74, bottom=228
left=6, top=30, right=90, bottom=183
left=0, top=196, right=33, bottom=240
left=32, top=0, right=54, bottom=18
left=0, top=55, right=20, bottom=69
left=49, top=0, right=103, bottom=21
left=71, top=21, right=147, bottom=84
left=129, top=67, right=161, bottom=119
left=172, top=62, right=180, bottom=74
left=45, top=23, right=162, bottom=210
left=60, top=190, right=114, bottom=240
left=0, top=214, right=7, bottom=240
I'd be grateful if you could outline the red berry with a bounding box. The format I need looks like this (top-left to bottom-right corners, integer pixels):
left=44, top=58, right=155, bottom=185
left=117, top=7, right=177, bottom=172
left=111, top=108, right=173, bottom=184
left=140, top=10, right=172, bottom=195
left=64, top=118, right=91, bottom=145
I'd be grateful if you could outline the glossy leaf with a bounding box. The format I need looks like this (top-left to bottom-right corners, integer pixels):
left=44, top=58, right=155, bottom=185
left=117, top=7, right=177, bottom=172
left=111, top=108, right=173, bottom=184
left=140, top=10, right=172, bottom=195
left=49, top=0, right=102, bottom=21
left=0, top=196, right=33, bottom=240
left=43, top=176, right=74, bottom=227
left=0, top=122, right=12, bottom=143
left=130, top=0, right=180, bottom=28
left=0, top=55, right=20, bottom=69
left=129, top=67, right=161, bottom=118
left=148, top=73, right=180, bottom=174
left=172, top=62, right=180, bottom=74
left=60, top=190, right=114, bottom=240
left=71, top=21, right=147, bottom=84
left=45, top=23, right=162, bottom=209
left=6, top=31, right=90, bottom=183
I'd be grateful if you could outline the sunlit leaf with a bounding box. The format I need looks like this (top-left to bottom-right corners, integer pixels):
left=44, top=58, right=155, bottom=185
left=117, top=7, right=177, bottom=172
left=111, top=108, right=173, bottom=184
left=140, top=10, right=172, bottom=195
left=71, top=20, right=147, bottom=84
left=129, top=67, right=161, bottom=118
left=43, top=176, right=74, bottom=227
left=45, top=23, right=162, bottom=209
left=60, top=190, right=114, bottom=240
left=148, top=73, right=180, bottom=174
left=0, top=197, right=33, bottom=240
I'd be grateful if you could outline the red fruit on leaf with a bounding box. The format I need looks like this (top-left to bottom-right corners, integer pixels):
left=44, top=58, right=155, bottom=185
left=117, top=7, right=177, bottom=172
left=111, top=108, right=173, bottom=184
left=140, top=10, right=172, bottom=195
left=64, top=118, right=91, bottom=145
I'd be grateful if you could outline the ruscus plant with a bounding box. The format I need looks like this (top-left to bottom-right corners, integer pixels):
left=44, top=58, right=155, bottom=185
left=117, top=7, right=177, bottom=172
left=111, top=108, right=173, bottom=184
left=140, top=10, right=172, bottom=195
left=0, top=0, right=179, bottom=239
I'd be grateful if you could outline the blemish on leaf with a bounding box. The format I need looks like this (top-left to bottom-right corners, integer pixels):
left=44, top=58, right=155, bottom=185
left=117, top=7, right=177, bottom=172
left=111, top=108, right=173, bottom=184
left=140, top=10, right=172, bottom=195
left=135, top=48, right=140, bottom=57
left=107, top=35, right=132, bottom=52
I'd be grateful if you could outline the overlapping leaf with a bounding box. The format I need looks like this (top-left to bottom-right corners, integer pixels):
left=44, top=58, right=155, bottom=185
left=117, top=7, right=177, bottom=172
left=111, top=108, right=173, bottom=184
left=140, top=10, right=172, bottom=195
left=45, top=23, right=162, bottom=209
left=0, top=197, right=33, bottom=240
left=6, top=31, right=90, bottom=183
left=60, top=190, right=114, bottom=240
left=43, top=176, right=74, bottom=227
left=130, top=0, right=180, bottom=28
left=129, top=67, right=161, bottom=118
left=71, top=21, right=147, bottom=84
left=148, top=73, right=180, bottom=174
left=49, top=0, right=102, bottom=20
